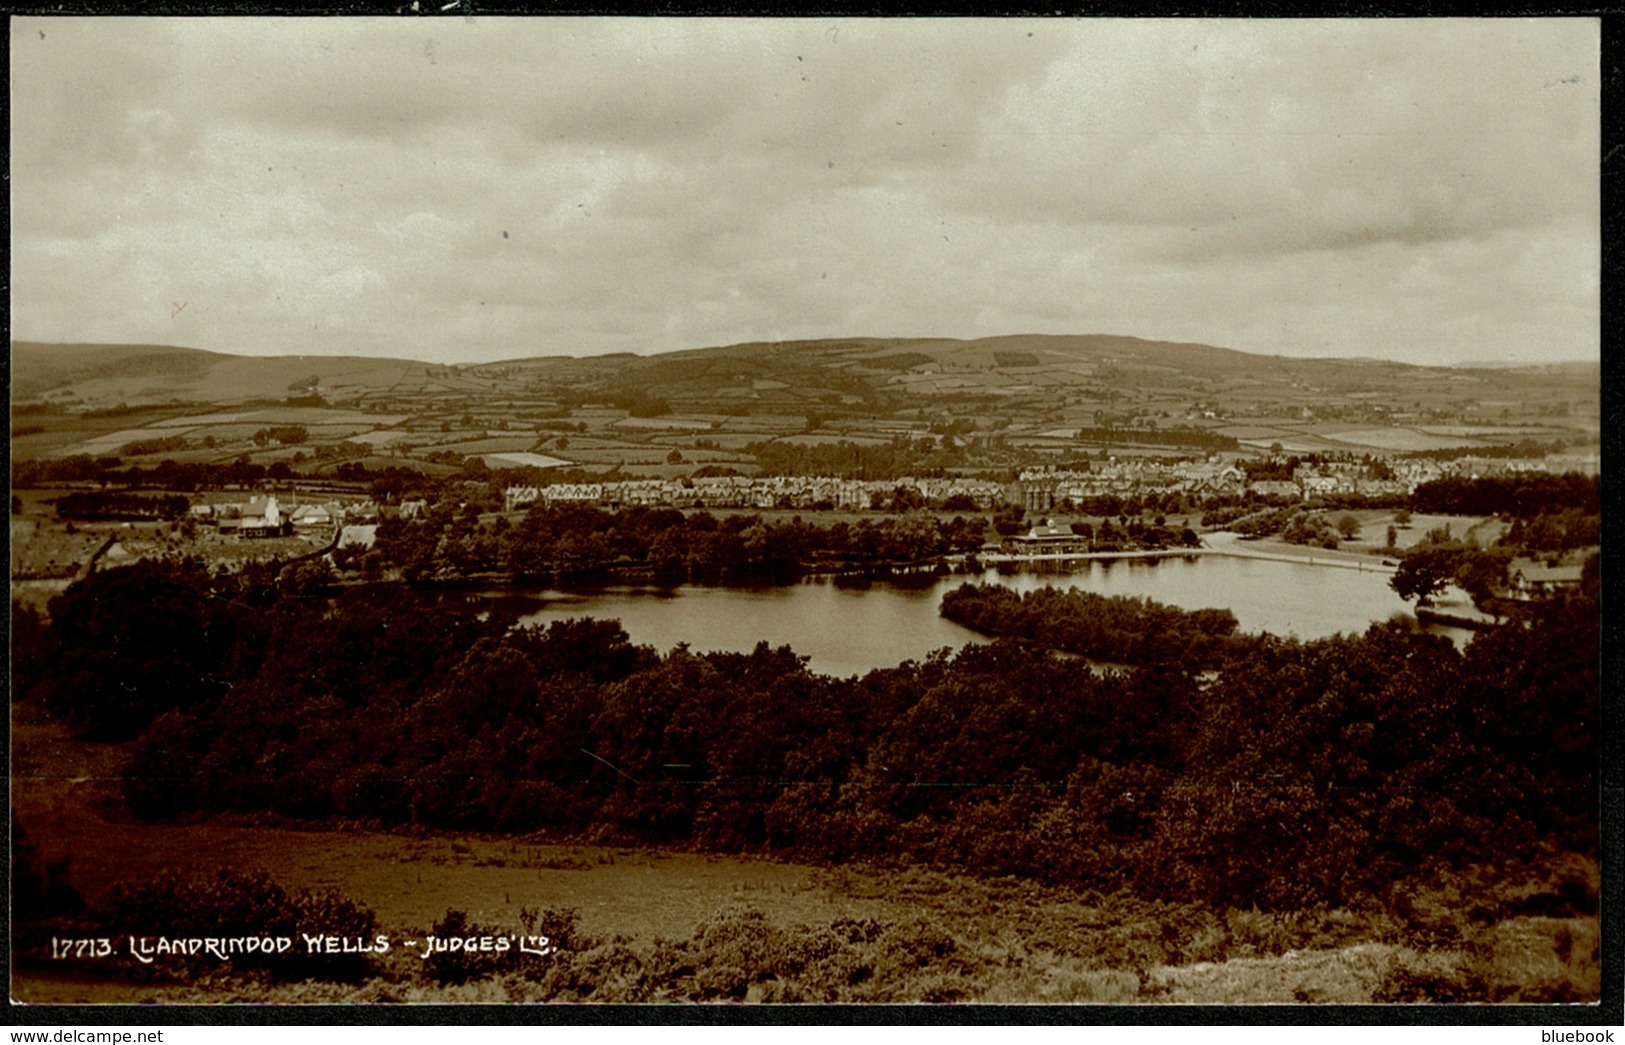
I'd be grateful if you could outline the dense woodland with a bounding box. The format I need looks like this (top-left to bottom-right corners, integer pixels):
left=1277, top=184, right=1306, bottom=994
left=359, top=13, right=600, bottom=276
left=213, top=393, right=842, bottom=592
left=1409, top=473, right=1600, bottom=517
left=12, top=454, right=439, bottom=497
left=744, top=437, right=968, bottom=479
left=939, top=584, right=1240, bottom=666
left=361, top=502, right=1202, bottom=583
left=366, top=505, right=992, bottom=581
left=10, top=553, right=1598, bottom=918
left=52, top=490, right=191, bottom=521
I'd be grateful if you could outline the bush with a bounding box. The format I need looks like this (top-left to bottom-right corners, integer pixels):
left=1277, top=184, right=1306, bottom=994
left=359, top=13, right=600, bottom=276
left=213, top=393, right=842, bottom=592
left=659, top=910, right=793, bottom=1001
left=1468, top=917, right=1601, bottom=1003
left=291, top=887, right=383, bottom=983
left=12, top=824, right=84, bottom=923
left=1371, top=948, right=1485, bottom=1003
left=510, top=909, right=990, bottom=1003
left=11, top=825, right=85, bottom=962
left=511, top=905, right=590, bottom=984
left=82, top=870, right=381, bottom=983
left=1371, top=916, right=1600, bottom=1004
left=421, top=908, right=508, bottom=986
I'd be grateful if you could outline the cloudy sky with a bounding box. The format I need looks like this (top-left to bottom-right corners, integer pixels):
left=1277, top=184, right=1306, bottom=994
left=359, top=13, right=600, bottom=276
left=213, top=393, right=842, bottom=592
left=10, top=17, right=1599, bottom=366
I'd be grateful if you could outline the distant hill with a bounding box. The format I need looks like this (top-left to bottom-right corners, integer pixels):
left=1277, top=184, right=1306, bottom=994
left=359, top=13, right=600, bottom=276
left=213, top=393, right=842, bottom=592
left=10, top=341, right=434, bottom=406
left=1452, top=358, right=1600, bottom=374
left=465, top=332, right=1439, bottom=408
left=491, top=332, right=1433, bottom=384
left=11, top=342, right=226, bottom=398
left=10, top=335, right=1598, bottom=433
left=8, top=333, right=1395, bottom=404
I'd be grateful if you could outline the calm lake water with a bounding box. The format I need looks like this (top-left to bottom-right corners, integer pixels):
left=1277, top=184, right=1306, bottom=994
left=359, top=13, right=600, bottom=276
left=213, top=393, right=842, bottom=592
left=508, top=553, right=1462, bottom=677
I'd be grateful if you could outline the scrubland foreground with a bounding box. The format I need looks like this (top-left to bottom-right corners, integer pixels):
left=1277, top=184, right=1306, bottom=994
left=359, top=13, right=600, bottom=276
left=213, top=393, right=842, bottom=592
left=11, top=549, right=1600, bottom=1005
left=11, top=831, right=1603, bottom=1005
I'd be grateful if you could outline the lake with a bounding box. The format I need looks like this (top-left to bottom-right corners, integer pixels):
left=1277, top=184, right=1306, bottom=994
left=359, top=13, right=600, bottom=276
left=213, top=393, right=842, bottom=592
left=507, top=552, right=1464, bottom=677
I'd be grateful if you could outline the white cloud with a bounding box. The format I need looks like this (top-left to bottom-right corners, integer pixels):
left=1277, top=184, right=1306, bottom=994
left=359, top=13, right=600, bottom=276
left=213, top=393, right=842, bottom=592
left=9, top=16, right=1599, bottom=366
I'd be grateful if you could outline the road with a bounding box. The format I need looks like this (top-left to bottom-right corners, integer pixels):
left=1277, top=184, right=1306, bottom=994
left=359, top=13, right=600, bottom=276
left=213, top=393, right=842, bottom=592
left=972, top=532, right=1399, bottom=575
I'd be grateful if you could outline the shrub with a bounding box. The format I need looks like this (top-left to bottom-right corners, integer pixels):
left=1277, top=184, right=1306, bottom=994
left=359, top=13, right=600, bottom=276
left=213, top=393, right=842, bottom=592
left=518, top=905, right=587, bottom=952
left=678, top=910, right=790, bottom=1001
left=11, top=825, right=85, bottom=962
left=1371, top=916, right=1600, bottom=1004
left=1371, top=948, right=1485, bottom=1003
left=290, top=887, right=382, bottom=983
left=532, top=939, right=650, bottom=1002
left=97, top=869, right=299, bottom=960
left=510, top=905, right=590, bottom=985
left=421, top=908, right=507, bottom=986
left=82, top=870, right=381, bottom=983
left=1467, top=917, right=1601, bottom=1003
left=12, top=824, right=84, bottom=923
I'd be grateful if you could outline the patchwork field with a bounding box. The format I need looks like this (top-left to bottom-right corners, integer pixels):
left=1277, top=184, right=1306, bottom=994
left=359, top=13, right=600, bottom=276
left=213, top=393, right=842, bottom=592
left=1319, top=428, right=1485, bottom=452
left=14, top=331, right=1597, bottom=498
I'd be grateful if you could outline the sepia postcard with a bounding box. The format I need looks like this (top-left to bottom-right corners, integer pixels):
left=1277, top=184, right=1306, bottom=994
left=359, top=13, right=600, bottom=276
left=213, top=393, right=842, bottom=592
left=7, top=15, right=1606, bottom=1015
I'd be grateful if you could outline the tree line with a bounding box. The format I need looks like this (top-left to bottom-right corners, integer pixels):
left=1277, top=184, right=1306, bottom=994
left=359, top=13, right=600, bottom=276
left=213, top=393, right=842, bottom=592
left=746, top=437, right=967, bottom=480
left=367, top=504, right=991, bottom=582
left=938, top=583, right=1240, bottom=667
left=54, top=491, right=191, bottom=521
left=1072, top=426, right=1239, bottom=451
left=11, top=455, right=436, bottom=497
left=1384, top=475, right=1602, bottom=613
left=1410, top=473, right=1599, bottom=517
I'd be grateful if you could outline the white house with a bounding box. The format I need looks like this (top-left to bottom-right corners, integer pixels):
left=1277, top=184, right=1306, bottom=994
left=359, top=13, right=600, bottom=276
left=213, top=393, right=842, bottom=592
left=240, top=495, right=282, bottom=538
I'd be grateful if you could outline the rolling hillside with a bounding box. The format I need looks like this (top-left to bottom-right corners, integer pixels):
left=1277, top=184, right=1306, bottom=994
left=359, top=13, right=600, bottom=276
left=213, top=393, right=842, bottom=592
left=10, top=336, right=1599, bottom=461
left=11, top=341, right=438, bottom=406
left=10, top=342, right=225, bottom=399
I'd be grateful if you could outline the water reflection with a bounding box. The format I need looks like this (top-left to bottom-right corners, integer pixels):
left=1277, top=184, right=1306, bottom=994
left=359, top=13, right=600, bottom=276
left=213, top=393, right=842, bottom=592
left=500, top=556, right=1467, bottom=677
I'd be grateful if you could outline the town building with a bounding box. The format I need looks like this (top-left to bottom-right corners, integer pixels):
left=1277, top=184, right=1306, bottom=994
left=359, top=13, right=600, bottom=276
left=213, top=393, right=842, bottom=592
left=239, top=495, right=284, bottom=538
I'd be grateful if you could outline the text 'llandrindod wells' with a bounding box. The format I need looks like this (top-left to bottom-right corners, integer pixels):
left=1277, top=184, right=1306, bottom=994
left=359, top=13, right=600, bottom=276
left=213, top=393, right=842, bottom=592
left=49, top=933, right=559, bottom=964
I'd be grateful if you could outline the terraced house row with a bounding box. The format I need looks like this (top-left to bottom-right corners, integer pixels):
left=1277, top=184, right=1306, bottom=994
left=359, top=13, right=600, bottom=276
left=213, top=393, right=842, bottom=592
left=493, top=449, right=1594, bottom=516
left=1012, top=452, right=1594, bottom=512
left=502, top=475, right=1008, bottom=513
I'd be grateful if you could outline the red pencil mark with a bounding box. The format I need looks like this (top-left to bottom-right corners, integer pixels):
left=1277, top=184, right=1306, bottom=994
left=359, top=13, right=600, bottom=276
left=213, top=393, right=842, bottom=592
left=171, top=301, right=188, bottom=318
